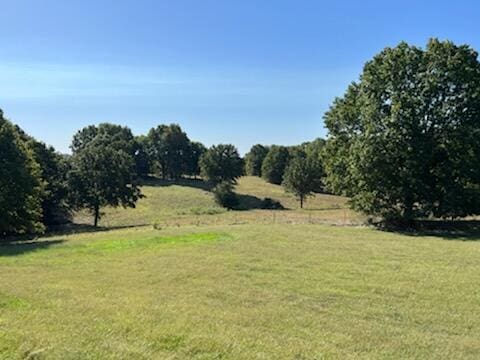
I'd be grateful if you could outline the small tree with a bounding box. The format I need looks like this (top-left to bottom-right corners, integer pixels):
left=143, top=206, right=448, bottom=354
left=283, top=155, right=323, bottom=208
left=0, top=112, right=44, bottom=235
left=261, top=146, right=290, bottom=185
left=68, top=139, right=142, bottom=227
left=200, top=144, right=244, bottom=184
left=245, top=144, right=269, bottom=177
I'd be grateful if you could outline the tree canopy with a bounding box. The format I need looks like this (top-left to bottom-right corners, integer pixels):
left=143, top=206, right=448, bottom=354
left=69, top=127, right=142, bottom=227
left=283, top=151, right=323, bottom=208
left=324, top=39, right=480, bottom=222
left=245, top=144, right=269, bottom=177
left=200, top=144, right=244, bottom=184
left=0, top=112, right=44, bottom=235
left=261, top=146, right=290, bottom=185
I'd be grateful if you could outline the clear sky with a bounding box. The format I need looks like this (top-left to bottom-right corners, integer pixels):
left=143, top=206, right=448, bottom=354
left=1, top=0, right=479, bottom=154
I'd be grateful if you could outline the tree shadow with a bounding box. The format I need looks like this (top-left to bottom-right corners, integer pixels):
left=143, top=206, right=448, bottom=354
left=235, top=194, right=286, bottom=211
left=141, top=176, right=214, bottom=191
left=0, top=239, right=65, bottom=257
left=46, top=223, right=150, bottom=237
left=379, top=220, right=480, bottom=241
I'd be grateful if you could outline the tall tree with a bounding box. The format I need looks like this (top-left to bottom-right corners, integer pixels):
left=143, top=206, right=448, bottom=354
left=324, top=39, right=480, bottom=222
left=71, top=123, right=136, bottom=155
left=69, top=124, right=142, bottom=227
left=185, top=141, right=207, bottom=178
left=14, top=125, right=73, bottom=226
left=162, top=125, right=191, bottom=179
left=0, top=111, right=44, bottom=235
left=261, top=146, right=290, bottom=185
left=146, top=124, right=191, bottom=180
left=146, top=125, right=168, bottom=177
left=68, top=139, right=142, bottom=227
left=200, top=144, right=244, bottom=184
left=134, top=135, right=151, bottom=178
left=245, top=144, right=269, bottom=177
left=28, top=140, right=72, bottom=226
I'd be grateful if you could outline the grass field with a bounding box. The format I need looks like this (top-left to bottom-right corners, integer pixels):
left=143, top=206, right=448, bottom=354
left=2, top=177, right=480, bottom=359
left=75, top=177, right=361, bottom=229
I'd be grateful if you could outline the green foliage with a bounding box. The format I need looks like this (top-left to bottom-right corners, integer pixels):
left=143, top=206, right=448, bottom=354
left=245, top=144, right=269, bottom=176
left=71, top=123, right=137, bottom=155
left=212, top=181, right=238, bottom=209
left=324, top=39, right=480, bottom=222
left=134, top=135, right=151, bottom=178
left=27, top=140, right=72, bottom=226
left=69, top=135, right=142, bottom=227
left=261, top=145, right=290, bottom=185
left=200, top=144, right=244, bottom=184
left=0, top=112, right=44, bottom=235
left=146, top=124, right=197, bottom=180
left=282, top=152, right=323, bottom=208
left=185, top=141, right=207, bottom=177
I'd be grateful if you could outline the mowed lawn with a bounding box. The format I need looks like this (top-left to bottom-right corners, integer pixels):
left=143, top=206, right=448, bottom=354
left=1, top=223, right=480, bottom=359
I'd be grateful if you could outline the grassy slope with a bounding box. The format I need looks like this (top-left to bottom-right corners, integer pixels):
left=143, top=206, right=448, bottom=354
left=75, top=176, right=360, bottom=228
left=2, top=177, right=480, bottom=358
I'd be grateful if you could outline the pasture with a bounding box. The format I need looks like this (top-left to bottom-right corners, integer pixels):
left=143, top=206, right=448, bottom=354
left=1, top=177, right=480, bottom=359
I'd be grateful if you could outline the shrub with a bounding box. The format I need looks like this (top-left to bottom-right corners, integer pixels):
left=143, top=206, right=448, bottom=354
left=212, top=182, right=238, bottom=209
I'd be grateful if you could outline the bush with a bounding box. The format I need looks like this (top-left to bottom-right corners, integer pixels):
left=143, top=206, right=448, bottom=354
left=212, top=182, right=238, bottom=209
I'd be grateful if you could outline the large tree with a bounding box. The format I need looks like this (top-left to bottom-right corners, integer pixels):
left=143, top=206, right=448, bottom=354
left=146, top=124, right=191, bottom=180
left=69, top=127, right=142, bottom=227
left=134, top=135, right=151, bottom=178
left=15, top=125, right=73, bottom=227
left=71, top=123, right=136, bottom=155
left=261, top=146, right=290, bottom=185
left=28, top=140, right=72, bottom=226
left=185, top=141, right=207, bottom=178
left=0, top=111, right=44, bottom=235
left=324, top=39, right=480, bottom=222
left=199, top=144, right=244, bottom=184
left=245, top=144, right=269, bottom=177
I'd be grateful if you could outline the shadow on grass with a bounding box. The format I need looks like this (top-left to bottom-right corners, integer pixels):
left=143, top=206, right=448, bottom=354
left=140, top=176, right=214, bottom=191
left=1, top=223, right=151, bottom=244
left=0, top=239, right=65, bottom=257
left=379, top=220, right=480, bottom=241
left=46, top=223, right=150, bottom=237
left=235, top=194, right=286, bottom=211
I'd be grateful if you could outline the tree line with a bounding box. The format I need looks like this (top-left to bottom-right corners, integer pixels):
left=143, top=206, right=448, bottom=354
left=1, top=38, right=479, bottom=235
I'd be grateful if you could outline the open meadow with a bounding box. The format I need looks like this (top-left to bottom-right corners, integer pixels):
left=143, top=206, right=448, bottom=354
left=1, top=177, right=480, bottom=359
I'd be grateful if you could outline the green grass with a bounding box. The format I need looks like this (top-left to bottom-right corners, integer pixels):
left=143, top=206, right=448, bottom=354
left=2, top=177, right=480, bottom=358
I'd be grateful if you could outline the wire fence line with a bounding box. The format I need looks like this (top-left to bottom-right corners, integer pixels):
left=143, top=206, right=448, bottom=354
left=149, top=209, right=364, bottom=230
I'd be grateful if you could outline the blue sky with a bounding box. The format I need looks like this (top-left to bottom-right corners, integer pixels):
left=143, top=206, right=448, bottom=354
left=1, top=0, right=479, bottom=154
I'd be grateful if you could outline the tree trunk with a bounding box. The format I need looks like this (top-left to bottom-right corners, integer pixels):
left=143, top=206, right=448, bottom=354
left=94, top=204, right=100, bottom=228
left=300, top=195, right=304, bottom=209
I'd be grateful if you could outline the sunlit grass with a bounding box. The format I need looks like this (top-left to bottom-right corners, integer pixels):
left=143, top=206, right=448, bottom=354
left=75, top=176, right=361, bottom=228
left=1, top=224, right=480, bottom=358
left=3, top=177, right=479, bottom=358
